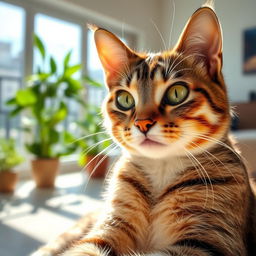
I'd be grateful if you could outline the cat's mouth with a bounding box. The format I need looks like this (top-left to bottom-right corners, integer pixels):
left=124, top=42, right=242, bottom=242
left=140, top=138, right=166, bottom=147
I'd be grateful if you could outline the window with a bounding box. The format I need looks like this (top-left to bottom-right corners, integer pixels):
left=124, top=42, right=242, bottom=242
left=0, top=1, right=25, bottom=139
left=34, top=13, right=82, bottom=134
left=0, top=0, right=136, bottom=146
left=34, top=13, right=82, bottom=74
left=86, top=30, right=106, bottom=106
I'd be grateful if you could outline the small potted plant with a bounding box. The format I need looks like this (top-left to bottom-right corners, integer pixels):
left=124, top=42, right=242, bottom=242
left=7, top=35, right=84, bottom=188
left=0, top=138, right=23, bottom=193
left=77, top=103, right=112, bottom=178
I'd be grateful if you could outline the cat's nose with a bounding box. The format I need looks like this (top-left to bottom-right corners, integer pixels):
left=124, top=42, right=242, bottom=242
left=135, top=119, right=156, bottom=134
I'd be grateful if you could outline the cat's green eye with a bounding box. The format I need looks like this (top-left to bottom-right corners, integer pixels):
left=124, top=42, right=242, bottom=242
left=165, top=84, right=189, bottom=106
left=116, top=90, right=135, bottom=111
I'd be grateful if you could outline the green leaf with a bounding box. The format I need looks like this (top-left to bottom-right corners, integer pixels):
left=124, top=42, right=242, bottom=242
left=31, top=96, right=45, bottom=123
left=102, top=139, right=112, bottom=149
left=16, top=89, right=37, bottom=106
left=37, top=66, right=42, bottom=74
left=64, top=50, right=72, bottom=69
left=50, top=56, right=57, bottom=74
left=6, top=97, right=17, bottom=105
left=0, top=138, right=23, bottom=171
left=72, top=95, right=86, bottom=107
left=64, top=64, right=81, bottom=77
left=26, top=142, right=42, bottom=156
left=34, top=34, right=46, bottom=60
left=46, top=84, right=57, bottom=97
left=84, top=76, right=104, bottom=88
left=64, top=78, right=83, bottom=97
left=48, top=102, right=67, bottom=126
left=49, top=129, right=60, bottom=144
left=21, top=127, right=32, bottom=134
left=9, top=106, right=24, bottom=116
left=63, top=131, right=75, bottom=143
left=78, top=153, right=86, bottom=166
left=56, top=144, right=77, bottom=157
left=27, top=73, right=51, bottom=82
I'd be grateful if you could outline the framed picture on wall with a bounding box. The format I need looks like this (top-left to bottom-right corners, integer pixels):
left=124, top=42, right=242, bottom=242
left=243, top=27, right=256, bottom=74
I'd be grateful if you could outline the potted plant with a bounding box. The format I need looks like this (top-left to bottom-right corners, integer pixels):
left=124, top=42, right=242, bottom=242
left=7, top=35, right=84, bottom=188
left=77, top=101, right=112, bottom=178
left=0, top=138, right=23, bottom=193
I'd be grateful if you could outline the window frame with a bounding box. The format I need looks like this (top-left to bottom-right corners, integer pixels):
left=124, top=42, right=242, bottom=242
left=1, top=0, right=137, bottom=85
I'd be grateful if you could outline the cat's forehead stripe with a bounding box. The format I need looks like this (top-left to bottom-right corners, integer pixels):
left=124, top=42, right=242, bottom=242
left=135, top=54, right=192, bottom=83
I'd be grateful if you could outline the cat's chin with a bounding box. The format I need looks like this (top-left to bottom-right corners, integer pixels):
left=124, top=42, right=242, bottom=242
left=140, top=138, right=166, bottom=147
left=131, top=142, right=185, bottom=159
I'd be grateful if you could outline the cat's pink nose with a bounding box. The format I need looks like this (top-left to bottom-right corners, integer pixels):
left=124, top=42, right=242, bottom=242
left=135, top=119, right=156, bottom=134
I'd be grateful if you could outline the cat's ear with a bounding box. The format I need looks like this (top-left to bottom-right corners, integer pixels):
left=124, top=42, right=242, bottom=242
left=174, top=7, right=222, bottom=79
left=92, top=26, right=137, bottom=83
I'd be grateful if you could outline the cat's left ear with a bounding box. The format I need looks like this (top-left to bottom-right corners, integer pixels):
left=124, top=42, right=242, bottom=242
left=175, top=7, right=222, bottom=79
left=92, top=26, right=138, bottom=85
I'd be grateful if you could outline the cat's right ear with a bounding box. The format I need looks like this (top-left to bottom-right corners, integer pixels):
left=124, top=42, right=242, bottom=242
left=92, top=26, right=137, bottom=86
left=174, top=7, right=223, bottom=80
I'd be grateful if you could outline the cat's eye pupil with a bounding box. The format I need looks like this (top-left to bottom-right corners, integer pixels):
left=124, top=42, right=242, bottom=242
left=165, top=84, right=189, bottom=106
left=116, top=90, right=135, bottom=111
left=175, top=89, right=178, bottom=98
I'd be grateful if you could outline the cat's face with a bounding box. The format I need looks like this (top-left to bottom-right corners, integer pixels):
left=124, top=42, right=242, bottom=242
left=93, top=7, right=230, bottom=159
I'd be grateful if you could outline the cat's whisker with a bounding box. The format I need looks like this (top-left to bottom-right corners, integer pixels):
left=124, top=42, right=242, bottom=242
left=180, top=128, right=242, bottom=161
left=168, top=0, right=176, bottom=48
left=102, top=148, right=121, bottom=188
left=167, top=53, right=205, bottom=77
left=185, top=148, right=215, bottom=208
left=189, top=141, right=224, bottom=177
left=182, top=130, right=244, bottom=187
left=189, top=132, right=243, bottom=162
left=81, top=138, right=113, bottom=156
left=189, top=140, right=240, bottom=186
left=82, top=143, right=118, bottom=193
left=170, top=68, right=193, bottom=78
left=165, top=51, right=183, bottom=76
left=184, top=149, right=210, bottom=208
left=69, top=131, right=109, bottom=145
left=105, top=61, right=131, bottom=84
left=82, top=142, right=115, bottom=172
left=81, top=142, right=115, bottom=192
left=150, top=18, right=167, bottom=51
left=90, top=145, right=118, bottom=178
left=184, top=150, right=208, bottom=188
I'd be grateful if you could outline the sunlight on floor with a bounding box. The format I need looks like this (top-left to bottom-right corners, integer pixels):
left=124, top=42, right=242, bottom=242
left=0, top=172, right=104, bottom=256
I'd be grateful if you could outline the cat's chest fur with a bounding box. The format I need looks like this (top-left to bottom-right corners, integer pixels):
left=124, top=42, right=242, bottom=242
left=128, top=156, right=192, bottom=249
left=131, top=156, right=190, bottom=196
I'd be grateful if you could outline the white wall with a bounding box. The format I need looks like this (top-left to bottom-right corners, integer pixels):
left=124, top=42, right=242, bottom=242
left=161, top=0, right=256, bottom=103
left=36, top=0, right=256, bottom=102
left=57, top=0, right=164, bottom=52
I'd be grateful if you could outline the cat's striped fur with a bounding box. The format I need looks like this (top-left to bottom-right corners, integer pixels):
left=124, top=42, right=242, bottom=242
left=32, top=4, right=256, bottom=256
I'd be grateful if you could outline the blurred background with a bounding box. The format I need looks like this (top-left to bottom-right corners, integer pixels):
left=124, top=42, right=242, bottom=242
left=0, top=0, right=256, bottom=255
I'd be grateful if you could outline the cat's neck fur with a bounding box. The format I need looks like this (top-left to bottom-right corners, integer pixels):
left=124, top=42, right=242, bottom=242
left=127, top=153, right=191, bottom=194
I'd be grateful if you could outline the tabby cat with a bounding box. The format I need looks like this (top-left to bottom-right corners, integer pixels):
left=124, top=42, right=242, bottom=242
left=33, top=3, right=256, bottom=256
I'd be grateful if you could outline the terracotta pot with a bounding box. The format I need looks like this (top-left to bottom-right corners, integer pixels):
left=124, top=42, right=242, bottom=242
left=31, top=158, right=59, bottom=188
left=0, top=171, right=18, bottom=193
left=85, top=155, right=109, bottom=178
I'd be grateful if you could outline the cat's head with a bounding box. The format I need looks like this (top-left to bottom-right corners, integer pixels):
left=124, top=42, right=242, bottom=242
left=92, top=7, right=230, bottom=159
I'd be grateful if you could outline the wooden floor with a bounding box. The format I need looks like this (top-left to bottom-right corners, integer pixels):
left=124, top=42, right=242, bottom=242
left=0, top=172, right=104, bottom=256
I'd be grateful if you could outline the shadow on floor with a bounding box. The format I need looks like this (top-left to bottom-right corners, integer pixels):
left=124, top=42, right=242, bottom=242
left=0, top=173, right=105, bottom=256
left=0, top=222, right=43, bottom=256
